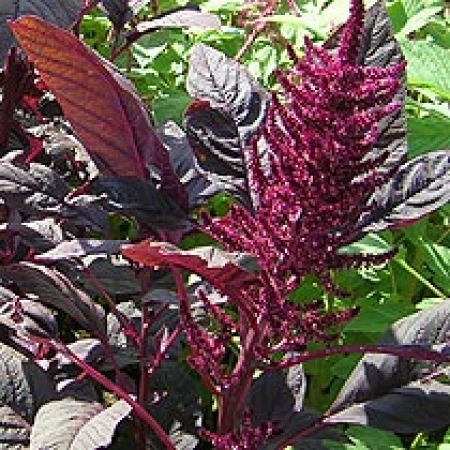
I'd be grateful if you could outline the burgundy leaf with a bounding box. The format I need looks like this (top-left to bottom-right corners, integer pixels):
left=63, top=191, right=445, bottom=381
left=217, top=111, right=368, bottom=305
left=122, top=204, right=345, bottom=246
left=0, top=262, right=105, bottom=333
left=10, top=16, right=187, bottom=210
left=122, top=240, right=259, bottom=291
left=358, top=150, right=450, bottom=232
left=0, top=0, right=83, bottom=64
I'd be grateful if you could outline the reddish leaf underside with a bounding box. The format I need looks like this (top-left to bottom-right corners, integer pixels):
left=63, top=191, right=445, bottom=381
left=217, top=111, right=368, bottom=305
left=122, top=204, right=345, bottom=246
left=9, top=16, right=165, bottom=182
left=121, top=240, right=259, bottom=290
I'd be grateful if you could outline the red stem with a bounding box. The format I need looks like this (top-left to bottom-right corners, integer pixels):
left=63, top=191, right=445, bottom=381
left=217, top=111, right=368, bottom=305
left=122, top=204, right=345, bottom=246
left=82, top=267, right=140, bottom=347
left=49, top=339, right=175, bottom=450
left=262, top=343, right=450, bottom=370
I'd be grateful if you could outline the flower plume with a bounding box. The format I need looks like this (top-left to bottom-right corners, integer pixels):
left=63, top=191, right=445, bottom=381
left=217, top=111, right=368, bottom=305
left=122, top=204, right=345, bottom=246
left=205, top=0, right=405, bottom=295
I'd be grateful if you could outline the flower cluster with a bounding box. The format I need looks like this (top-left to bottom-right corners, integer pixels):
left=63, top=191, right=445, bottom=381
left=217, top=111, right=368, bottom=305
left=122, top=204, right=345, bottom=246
left=206, top=0, right=404, bottom=306
left=200, top=410, right=278, bottom=450
left=197, top=0, right=405, bottom=445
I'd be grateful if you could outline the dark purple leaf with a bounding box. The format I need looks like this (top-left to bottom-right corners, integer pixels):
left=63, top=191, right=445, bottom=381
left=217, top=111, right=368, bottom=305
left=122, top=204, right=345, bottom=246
left=358, top=151, right=450, bottom=232
left=35, top=239, right=126, bottom=261
left=84, top=257, right=141, bottom=296
left=0, top=162, right=109, bottom=230
left=105, top=300, right=181, bottom=370
left=56, top=378, right=99, bottom=402
left=0, top=298, right=58, bottom=339
left=325, top=381, right=450, bottom=434
left=146, top=361, right=201, bottom=448
left=100, top=0, right=134, bottom=30
left=184, top=44, right=269, bottom=208
left=248, top=365, right=342, bottom=449
left=325, top=0, right=407, bottom=174
left=11, top=17, right=187, bottom=210
left=157, top=121, right=246, bottom=208
left=0, top=0, right=83, bottom=64
left=0, top=262, right=105, bottom=333
left=0, top=405, right=31, bottom=448
left=29, top=398, right=131, bottom=449
left=122, top=240, right=259, bottom=291
left=54, top=338, right=104, bottom=373
left=2, top=218, right=64, bottom=251
left=0, top=342, right=55, bottom=422
left=249, top=365, right=306, bottom=423
left=326, top=301, right=450, bottom=434
left=88, top=176, right=190, bottom=230
left=135, top=5, right=221, bottom=33
left=121, top=5, right=221, bottom=51
left=0, top=162, right=69, bottom=214
left=186, top=44, right=268, bottom=135
left=358, top=0, right=407, bottom=173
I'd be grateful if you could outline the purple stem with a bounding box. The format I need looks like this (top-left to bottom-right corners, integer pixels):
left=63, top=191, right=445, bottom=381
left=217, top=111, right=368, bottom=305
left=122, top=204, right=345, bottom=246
left=262, top=343, right=450, bottom=370
left=49, top=339, right=175, bottom=450
left=137, top=304, right=151, bottom=450
left=82, top=266, right=140, bottom=347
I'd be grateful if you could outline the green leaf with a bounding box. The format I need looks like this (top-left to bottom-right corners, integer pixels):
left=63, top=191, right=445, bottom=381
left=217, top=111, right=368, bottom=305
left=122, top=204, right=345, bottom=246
left=396, top=5, right=443, bottom=39
left=420, top=239, right=450, bottom=293
left=153, top=90, right=192, bottom=125
left=339, top=233, right=393, bottom=256
left=407, top=115, right=450, bottom=157
left=401, top=40, right=450, bottom=100
left=344, top=303, right=415, bottom=334
left=324, top=425, right=405, bottom=449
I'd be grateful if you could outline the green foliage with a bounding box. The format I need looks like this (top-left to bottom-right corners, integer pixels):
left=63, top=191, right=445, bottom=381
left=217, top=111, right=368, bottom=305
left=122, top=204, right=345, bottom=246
left=325, top=425, right=404, bottom=449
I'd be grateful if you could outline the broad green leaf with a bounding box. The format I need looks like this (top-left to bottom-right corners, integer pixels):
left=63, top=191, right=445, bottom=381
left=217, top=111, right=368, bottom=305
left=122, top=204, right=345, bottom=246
left=344, top=303, right=414, bottom=334
left=339, top=233, right=393, bottom=256
left=396, top=6, right=442, bottom=39
left=401, top=40, right=450, bottom=100
left=420, top=239, right=450, bottom=293
left=324, top=425, right=404, bottom=449
left=407, top=115, right=450, bottom=157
